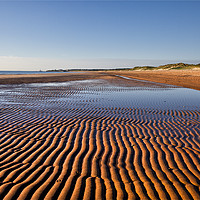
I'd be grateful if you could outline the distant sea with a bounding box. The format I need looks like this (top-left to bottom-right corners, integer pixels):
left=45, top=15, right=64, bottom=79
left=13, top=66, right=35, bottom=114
left=0, top=71, right=69, bottom=75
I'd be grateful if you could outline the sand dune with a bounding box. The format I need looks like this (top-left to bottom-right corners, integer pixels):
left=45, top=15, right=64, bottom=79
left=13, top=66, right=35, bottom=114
left=0, top=76, right=200, bottom=199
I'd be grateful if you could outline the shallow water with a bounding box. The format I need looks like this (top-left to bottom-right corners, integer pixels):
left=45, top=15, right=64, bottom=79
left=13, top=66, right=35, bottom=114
left=0, top=79, right=199, bottom=111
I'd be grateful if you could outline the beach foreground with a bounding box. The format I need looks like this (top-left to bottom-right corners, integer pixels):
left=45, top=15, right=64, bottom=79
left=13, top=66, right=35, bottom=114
left=0, top=73, right=200, bottom=199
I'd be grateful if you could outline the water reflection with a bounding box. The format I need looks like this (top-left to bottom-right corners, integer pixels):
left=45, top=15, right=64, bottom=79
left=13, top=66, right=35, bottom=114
left=0, top=79, right=199, bottom=111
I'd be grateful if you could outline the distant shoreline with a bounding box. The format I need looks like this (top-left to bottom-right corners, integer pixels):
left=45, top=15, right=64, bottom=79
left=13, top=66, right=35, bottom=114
left=1, top=62, right=200, bottom=75
left=46, top=62, right=200, bottom=72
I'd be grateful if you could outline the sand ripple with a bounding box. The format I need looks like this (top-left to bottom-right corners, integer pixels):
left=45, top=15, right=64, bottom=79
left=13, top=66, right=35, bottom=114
left=0, top=78, right=200, bottom=199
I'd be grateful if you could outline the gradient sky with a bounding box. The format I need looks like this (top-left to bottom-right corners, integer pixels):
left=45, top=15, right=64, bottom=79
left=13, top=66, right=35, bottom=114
left=0, top=1, right=200, bottom=70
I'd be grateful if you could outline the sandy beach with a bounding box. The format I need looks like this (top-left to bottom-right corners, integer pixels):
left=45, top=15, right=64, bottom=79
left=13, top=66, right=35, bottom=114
left=107, top=69, right=200, bottom=91
left=0, top=70, right=200, bottom=91
left=0, top=72, right=200, bottom=199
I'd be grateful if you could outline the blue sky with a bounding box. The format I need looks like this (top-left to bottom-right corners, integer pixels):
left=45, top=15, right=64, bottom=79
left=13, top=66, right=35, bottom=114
left=0, top=1, right=200, bottom=70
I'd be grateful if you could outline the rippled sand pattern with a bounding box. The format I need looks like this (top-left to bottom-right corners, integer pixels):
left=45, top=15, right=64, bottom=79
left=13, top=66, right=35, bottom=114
left=0, top=78, right=200, bottom=200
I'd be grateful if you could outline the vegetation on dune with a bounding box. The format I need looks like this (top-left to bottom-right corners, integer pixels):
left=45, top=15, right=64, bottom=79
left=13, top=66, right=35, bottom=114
left=133, top=66, right=157, bottom=70
left=132, top=63, right=200, bottom=71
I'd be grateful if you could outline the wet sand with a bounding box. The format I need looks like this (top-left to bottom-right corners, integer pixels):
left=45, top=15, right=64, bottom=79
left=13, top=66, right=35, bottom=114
left=0, top=72, right=107, bottom=85
left=0, top=74, right=200, bottom=199
left=0, top=70, right=200, bottom=90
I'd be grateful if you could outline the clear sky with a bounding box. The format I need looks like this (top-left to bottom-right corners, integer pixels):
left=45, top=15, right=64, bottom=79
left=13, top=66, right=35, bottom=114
left=0, top=0, right=200, bottom=70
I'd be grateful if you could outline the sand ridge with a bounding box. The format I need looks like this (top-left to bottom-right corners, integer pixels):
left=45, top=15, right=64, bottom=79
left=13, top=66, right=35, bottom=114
left=0, top=76, right=200, bottom=199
